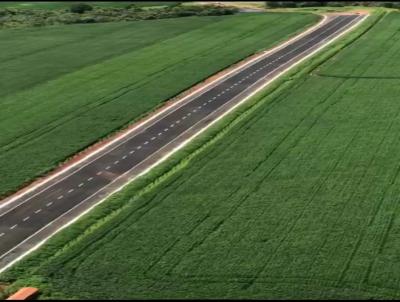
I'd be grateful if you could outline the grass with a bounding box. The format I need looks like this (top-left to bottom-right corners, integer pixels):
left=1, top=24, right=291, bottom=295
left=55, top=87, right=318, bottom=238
left=0, top=12, right=319, bottom=198
left=0, top=2, right=179, bottom=10
left=4, top=8, right=400, bottom=300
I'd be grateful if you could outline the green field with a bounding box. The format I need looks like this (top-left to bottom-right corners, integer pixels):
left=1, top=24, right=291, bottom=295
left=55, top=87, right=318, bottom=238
left=0, top=2, right=178, bottom=9
left=4, top=11, right=400, bottom=299
left=0, top=12, right=318, bottom=198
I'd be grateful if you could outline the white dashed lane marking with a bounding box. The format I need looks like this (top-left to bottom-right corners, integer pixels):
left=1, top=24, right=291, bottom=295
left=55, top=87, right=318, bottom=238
left=57, top=195, right=63, bottom=200
left=10, top=225, right=17, bottom=230
left=23, top=217, right=30, bottom=222
left=46, top=202, right=53, bottom=207
left=34, top=209, right=41, bottom=214
left=68, top=189, right=74, bottom=193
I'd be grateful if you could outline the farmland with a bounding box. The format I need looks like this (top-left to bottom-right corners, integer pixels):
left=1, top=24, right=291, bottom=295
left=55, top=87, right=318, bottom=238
left=0, top=2, right=178, bottom=10
left=0, top=12, right=318, bottom=198
left=3, top=10, right=400, bottom=299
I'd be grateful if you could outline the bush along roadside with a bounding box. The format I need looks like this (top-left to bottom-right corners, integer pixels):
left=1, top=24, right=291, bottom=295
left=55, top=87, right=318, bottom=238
left=0, top=4, right=239, bottom=28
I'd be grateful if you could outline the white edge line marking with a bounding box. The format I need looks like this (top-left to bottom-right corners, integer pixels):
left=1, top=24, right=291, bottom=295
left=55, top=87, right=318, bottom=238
left=0, top=14, right=330, bottom=211
left=0, top=14, right=367, bottom=274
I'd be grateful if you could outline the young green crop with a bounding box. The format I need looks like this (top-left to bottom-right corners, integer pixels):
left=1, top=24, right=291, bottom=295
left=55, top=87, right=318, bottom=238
left=0, top=12, right=318, bottom=198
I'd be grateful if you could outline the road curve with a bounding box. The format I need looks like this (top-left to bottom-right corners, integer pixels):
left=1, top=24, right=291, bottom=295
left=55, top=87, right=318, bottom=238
left=0, top=14, right=364, bottom=271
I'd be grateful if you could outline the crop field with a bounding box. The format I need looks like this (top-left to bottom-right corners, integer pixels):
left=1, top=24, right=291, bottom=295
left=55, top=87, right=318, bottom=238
left=0, top=2, right=178, bottom=10
left=0, top=12, right=318, bottom=198
left=3, top=11, right=400, bottom=300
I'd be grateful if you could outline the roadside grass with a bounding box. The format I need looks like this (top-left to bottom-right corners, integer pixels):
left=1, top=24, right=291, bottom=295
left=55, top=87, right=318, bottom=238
left=3, top=9, right=399, bottom=300
left=0, top=12, right=319, bottom=198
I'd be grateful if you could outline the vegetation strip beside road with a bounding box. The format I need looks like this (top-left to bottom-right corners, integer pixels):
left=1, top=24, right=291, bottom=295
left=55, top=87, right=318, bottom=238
left=2, top=9, right=394, bottom=300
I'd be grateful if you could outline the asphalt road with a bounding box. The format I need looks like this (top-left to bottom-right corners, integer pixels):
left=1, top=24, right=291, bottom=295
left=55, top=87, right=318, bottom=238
left=0, top=14, right=363, bottom=270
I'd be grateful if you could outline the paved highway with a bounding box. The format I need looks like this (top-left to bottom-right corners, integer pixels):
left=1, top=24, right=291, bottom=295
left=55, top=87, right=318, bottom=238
left=0, top=14, right=364, bottom=270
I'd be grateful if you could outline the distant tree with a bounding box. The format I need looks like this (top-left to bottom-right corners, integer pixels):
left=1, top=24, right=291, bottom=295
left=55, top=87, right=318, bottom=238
left=125, top=3, right=143, bottom=12
left=265, top=1, right=299, bottom=8
left=265, top=1, right=279, bottom=8
left=297, top=2, right=327, bottom=7
left=326, top=2, right=345, bottom=7
left=70, top=3, right=93, bottom=14
left=382, top=2, right=394, bottom=7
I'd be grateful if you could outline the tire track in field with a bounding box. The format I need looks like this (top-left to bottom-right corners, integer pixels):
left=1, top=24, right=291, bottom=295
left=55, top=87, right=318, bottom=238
left=140, top=272, right=400, bottom=300
left=295, top=76, right=389, bottom=282
left=335, top=30, right=400, bottom=285
left=303, top=53, right=395, bottom=280
left=265, top=89, right=361, bottom=278
left=225, top=121, right=337, bottom=254
left=241, top=76, right=345, bottom=179
left=310, top=95, right=400, bottom=284
left=240, top=73, right=387, bottom=289
left=159, top=77, right=350, bottom=276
